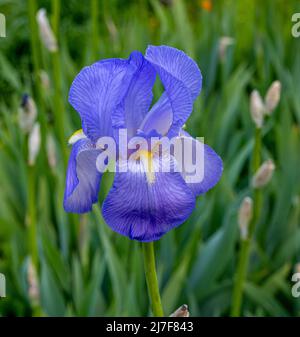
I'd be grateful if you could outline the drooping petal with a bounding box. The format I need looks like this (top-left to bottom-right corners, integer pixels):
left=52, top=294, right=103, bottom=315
left=68, top=57, right=137, bottom=142
left=140, top=45, right=202, bottom=137
left=64, top=138, right=102, bottom=213
left=174, top=130, right=223, bottom=196
left=102, top=153, right=196, bottom=242
left=112, top=51, right=156, bottom=138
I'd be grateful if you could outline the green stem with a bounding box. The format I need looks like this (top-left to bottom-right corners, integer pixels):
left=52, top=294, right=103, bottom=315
left=51, top=0, right=68, bottom=167
left=28, top=0, right=41, bottom=81
left=91, top=0, right=100, bottom=60
left=28, top=166, right=38, bottom=270
left=231, top=238, right=250, bottom=317
left=28, top=0, right=47, bottom=156
left=231, top=127, right=262, bottom=317
left=142, top=242, right=164, bottom=317
left=51, top=0, right=60, bottom=36
left=252, top=128, right=261, bottom=175
left=50, top=1, right=78, bottom=252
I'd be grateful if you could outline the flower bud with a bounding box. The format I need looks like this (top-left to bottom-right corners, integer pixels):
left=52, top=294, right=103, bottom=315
left=265, top=81, right=281, bottom=115
left=36, top=8, right=58, bottom=52
left=219, top=36, right=234, bottom=62
left=46, top=133, right=57, bottom=169
left=292, top=195, right=300, bottom=207
left=238, top=197, right=253, bottom=240
left=39, top=70, right=50, bottom=90
left=252, top=159, right=275, bottom=189
left=250, top=90, right=265, bottom=128
left=27, top=259, right=40, bottom=304
left=18, top=94, right=37, bottom=133
left=170, top=304, right=190, bottom=317
left=0, top=273, right=6, bottom=298
left=28, top=123, right=41, bottom=166
left=106, top=18, right=118, bottom=42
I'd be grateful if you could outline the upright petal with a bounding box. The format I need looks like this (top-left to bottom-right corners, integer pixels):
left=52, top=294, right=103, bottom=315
left=146, top=45, right=202, bottom=101
left=102, top=153, right=196, bottom=242
left=112, top=51, right=156, bottom=138
left=175, top=130, right=223, bottom=196
left=64, top=138, right=102, bottom=213
left=141, top=45, right=202, bottom=137
left=139, top=92, right=172, bottom=136
left=69, top=57, right=137, bottom=142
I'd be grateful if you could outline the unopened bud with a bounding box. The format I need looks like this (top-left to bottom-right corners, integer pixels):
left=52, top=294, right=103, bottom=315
left=28, top=123, right=41, bottom=166
left=265, top=81, right=281, bottom=115
left=170, top=304, right=190, bottom=317
left=219, top=36, right=235, bottom=61
left=292, top=195, right=300, bottom=207
left=250, top=90, right=265, bottom=128
left=27, top=259, right=40, bottom=304
left=36, top=9, right=58, bottom=52
left=238, top=197, right=253, bottom=240
left=252, top=159, right=275, bottom=189
left=46, top=133, right=57, bottom=169
left=106, top=18, right=118, bottom=42
left=18, top=94, right=38, bottom=133
left=39, top=70, right=50, bottom=90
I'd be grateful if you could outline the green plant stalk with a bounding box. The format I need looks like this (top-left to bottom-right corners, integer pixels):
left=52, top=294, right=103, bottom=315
left=252, top=128, right=261, bottom=174
left=28, top=166, right=38, bottom=270
left=231, top=127, right=262, bottom=317
left=231, top=237, right=250, bottom=316
left=28, top=0, right=47, bottom=155
left=27, top=0, right=45, bottom=275
left=51, top=0, right=68, bottom=167
left=142, top=242, right=164, bottom=317
left=50, top=0, right=80, bottom=254
left=91, top=0, right=100, bottom=60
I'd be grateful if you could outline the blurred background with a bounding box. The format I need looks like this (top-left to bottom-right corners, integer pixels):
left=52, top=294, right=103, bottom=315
left=0, top=0, right=300, bottom=317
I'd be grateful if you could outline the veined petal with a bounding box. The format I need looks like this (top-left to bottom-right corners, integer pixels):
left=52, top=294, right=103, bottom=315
left=102, top=154, right=196, bottom=242
left=139, top=92, right=172, bottom=136
left=64, top=138, right=102, bottom=213
left=146, top=45, right=202, bottom=101
left=141, top=45, right=202, bottom=137
left=112, top=51, right=156, bottom=138
left=69, top=57, right=137, bottom=142
left=175, top=130, right=223, bottom=196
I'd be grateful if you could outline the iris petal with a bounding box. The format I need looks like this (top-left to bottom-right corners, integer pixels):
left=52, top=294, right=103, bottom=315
left=64, top=138, right=102, bottom=213
left=139, top=92, right=172, bottom=136
left=102, top=153, right=196, bottom=241
left=146, top=45, right=202, bottom=101
left=69, top=58, right=136, bottom=142
left=141, top=45, right=202, bottom=137
left=112, top=51, right=156, bottom=138
left=175, top=130, right=223, bottom=196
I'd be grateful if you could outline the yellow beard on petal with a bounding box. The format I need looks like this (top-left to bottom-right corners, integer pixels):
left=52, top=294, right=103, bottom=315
left=138, top=150, right=155, bottom=185
left=68, top=129, right=86, bottom=145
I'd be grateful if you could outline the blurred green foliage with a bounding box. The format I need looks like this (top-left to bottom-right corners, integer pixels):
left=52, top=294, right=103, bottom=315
left=0, top=0, right=300, bottom=316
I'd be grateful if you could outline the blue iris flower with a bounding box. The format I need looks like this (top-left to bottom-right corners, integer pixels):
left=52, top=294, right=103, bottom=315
left=64, top=45, right=223, bottom=242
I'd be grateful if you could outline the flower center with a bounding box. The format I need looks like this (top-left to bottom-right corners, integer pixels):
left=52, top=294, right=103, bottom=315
left=138, top=150, right=155, bottom=185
